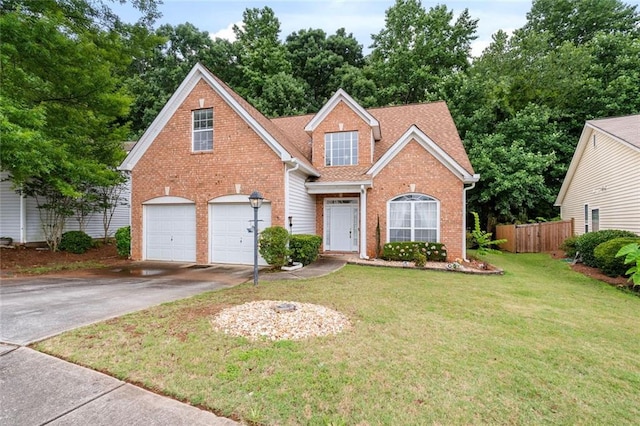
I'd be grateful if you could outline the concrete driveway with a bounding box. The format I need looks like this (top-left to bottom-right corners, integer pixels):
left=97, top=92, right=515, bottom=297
left=0, top=263, right=251, bottom=425
left=0, top=263, right=252, bottom=345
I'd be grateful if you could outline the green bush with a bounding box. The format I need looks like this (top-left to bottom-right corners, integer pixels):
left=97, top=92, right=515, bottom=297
left=259, top=226, right=290, bottom=267
left=575, top=230, right=637, bottom=267
left=616, top=243, right=640, bottom=286
left=560, top=235, right=579, bottom=258
left=594, top=237, right=640, bottom=277
left=115, top=226, right=131, bottom=258
left=59, top=230, right=93, bottom=254
left=382, top=242, right=447, bottom=262
left=414, top=252, right=427, bottom=267
left=289, top=234, right=322, bottom=266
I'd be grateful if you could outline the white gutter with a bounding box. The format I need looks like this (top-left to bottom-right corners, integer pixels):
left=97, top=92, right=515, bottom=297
left=462, top=175, right=479, bottom=261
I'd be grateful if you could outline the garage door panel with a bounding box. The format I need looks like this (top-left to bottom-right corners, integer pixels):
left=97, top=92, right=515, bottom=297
left=210, top=203, right=271, bottom=265
left=145, top=204, right=196, bottom=262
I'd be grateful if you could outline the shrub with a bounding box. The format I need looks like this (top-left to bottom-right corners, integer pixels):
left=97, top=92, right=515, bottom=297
left=382, top=242, right=447, bottom=262
left=560, top=235, right=578, bottom=258
left=471, top=212, right=506, bottom=255
left=59, top=231, right=93, bottom=254
left=413, top=252, right=427, bottom=267
left=616, top=243, right=640, bottom=286
left=289, top=234, right=322, bottom=266
left=595, top=237, right=640, bottom=277
left=115, top=226, right=131, bottom=258
left=575, top=230, right=637, bottom=267
left=259, top=226, right=290, bottom=267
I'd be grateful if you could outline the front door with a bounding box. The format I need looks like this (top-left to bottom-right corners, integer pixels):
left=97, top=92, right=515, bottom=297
left=325, top=199, right=358, bottom=252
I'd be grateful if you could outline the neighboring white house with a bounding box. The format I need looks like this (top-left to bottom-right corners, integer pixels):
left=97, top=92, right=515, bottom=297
left=555, top=114, right=640, bottom=236
left=0, top=172, right=131, bottom=244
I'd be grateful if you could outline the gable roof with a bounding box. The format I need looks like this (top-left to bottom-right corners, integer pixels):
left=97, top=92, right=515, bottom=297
left=120, top=63, right=318, bottom=176
left=304, top=89, right=381, bottom=140
left=555, top=114, right=640, bottom=206
left=368, top=125, right=479, bottom=183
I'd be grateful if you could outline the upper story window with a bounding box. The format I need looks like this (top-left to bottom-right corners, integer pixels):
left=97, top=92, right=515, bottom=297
left=325, top=131, right=358, bottom=166
left=193, top=108, right=213, bottom=151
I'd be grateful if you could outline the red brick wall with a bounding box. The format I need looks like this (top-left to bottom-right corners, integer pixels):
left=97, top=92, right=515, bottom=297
left=367, top=140, right=465, bottom=260
left=311, top=102, right=374, bottom=169
left=130, top=80, right=285, bottom=263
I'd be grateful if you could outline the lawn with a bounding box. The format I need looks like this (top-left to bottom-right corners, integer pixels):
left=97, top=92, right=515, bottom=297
left=35, top=253, right=640, bottom=425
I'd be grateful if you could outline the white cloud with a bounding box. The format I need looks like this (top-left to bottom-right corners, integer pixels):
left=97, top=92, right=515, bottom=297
left=210, top=21, right=242, bottom=42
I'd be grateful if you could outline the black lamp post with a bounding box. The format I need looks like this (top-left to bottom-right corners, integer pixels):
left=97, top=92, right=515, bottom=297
left=249, top=190, right=264, bottom=286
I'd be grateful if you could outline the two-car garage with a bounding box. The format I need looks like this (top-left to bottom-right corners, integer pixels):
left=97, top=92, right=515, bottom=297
left=143, top=196, right=270, bottom=264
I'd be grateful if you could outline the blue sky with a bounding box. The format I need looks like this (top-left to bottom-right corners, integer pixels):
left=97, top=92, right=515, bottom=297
left=114, top=0, right=640, bottom=57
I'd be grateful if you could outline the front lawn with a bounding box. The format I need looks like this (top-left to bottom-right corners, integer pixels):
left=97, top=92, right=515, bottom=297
left=35, top=253, right=640, bottom=425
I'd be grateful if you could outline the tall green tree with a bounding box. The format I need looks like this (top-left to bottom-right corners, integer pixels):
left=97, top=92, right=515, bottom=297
left=285, top=28, right=364, bottom=109
left=0, top=0, right=158, bottom=247
left=369, top=0, right=477, bottom=105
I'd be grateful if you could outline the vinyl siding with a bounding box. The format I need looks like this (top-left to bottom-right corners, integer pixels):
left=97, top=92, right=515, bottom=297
left=288, top=169, right=316, bottom=234
left=0, top=172, right=131, bottom=243
left=0, top=172, right=22, bottom=241
left=561, top=130, right=640, bottom=235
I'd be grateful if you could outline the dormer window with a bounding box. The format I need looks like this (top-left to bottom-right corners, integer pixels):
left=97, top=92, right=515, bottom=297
left=325, top=131, right=358, bottom=166
left=193, top=108, right=213, bottom=151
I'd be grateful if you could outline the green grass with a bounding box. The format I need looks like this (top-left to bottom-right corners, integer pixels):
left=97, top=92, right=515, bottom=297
left=34, top=253, right=640, bottom=425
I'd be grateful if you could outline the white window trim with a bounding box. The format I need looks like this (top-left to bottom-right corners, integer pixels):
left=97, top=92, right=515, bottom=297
left=386, top=193, right=440, bottom=243
left=324, top=131, right=358, bottom=166
left=192, top=108, right=213, bottom=152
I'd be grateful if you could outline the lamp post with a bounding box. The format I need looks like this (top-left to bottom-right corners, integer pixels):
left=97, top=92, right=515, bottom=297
left=249, top=190, right=264, bottom=286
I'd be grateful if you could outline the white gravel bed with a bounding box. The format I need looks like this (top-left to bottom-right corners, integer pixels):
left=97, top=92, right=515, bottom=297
left=211, top=300, right=351, bottom=341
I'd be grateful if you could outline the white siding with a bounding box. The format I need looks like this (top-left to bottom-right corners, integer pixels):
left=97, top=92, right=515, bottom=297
left=0, top=173, right=131, bottom=243
left=561, top=130, right=640, bottom=235
left=0, top=172, right=22, bottom=242
left=288, top=169, right=316, bottom=234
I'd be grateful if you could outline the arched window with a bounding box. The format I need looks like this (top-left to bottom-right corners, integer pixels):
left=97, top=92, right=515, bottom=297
left=388, top=194, right=439, bottom=242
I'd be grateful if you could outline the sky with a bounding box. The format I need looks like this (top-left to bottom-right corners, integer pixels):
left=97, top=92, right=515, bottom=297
left=113, top=0, right=639, bottom=57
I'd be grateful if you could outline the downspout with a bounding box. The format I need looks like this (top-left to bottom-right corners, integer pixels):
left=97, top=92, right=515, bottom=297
left=462, top=177, right=478, bottom=261
left=360, top=184, right=369, bottom=259
left=285, top=158, right=300, bottom=230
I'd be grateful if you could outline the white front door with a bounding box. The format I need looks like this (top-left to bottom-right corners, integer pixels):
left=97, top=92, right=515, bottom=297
left=325, top=199, right=358, bottom=252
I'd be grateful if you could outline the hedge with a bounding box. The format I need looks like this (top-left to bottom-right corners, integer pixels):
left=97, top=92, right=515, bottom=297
left=289, top=234, right=322, bottom=266
left=575, top=229, right=637, bottom=267
left=115, top=226, right=131, bottom=258
left=594, top=237, right=640, bottom=277
left=382, top=242, right=447, bottom=262
left=59, top=231, right=93, bottom=254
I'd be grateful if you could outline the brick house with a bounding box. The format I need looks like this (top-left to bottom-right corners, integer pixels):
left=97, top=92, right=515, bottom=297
left=120, top=63, right=479, bottom=264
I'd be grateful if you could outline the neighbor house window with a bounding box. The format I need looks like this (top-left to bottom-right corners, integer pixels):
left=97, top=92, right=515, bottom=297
left=592, top=208, right=599, bottom=232
left=584, top=204, right=589, bottom=233
left=325, top=131, right=358, bottom=166
left=193, top=108, right=213, bottom=151
left=388, top=194, right=439, bottom=242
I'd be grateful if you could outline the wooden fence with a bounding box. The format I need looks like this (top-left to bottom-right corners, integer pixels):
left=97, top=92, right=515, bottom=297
left=495, top=219, right=574, bottom=253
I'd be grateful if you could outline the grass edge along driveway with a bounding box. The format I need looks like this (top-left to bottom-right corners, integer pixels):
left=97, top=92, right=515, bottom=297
left=35, top=253, right=640, bottom=425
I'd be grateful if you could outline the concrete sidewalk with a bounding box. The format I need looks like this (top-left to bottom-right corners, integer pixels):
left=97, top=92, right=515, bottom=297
left=259, top=256, right=347, bottom=281
left=0, top=347, right=237, bottom=425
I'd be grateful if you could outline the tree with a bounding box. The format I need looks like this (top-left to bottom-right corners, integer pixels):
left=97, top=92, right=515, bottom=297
left=285, top=28, right=364, bottom=109
left=523, top=0, right=640, bottom=48
left=0, top=0, right=156, bottom=248
left=369, top=0, right=478, bottom=105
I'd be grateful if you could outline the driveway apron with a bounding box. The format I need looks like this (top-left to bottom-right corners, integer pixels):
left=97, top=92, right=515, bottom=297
left=0, top=264, right=251, bottom=425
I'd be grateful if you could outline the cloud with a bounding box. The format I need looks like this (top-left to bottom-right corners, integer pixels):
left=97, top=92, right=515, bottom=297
left=210, top=21, right=242, bottom=42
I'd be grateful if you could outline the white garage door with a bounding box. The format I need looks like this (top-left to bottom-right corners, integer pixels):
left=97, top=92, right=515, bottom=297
left=145, top=204, right=196, bottom=262
left=210, top=203, right=271, bottom=264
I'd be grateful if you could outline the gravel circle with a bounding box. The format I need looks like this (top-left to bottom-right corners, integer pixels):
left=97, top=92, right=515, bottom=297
left=211, top=300, right=351, bottom=341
